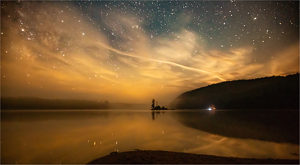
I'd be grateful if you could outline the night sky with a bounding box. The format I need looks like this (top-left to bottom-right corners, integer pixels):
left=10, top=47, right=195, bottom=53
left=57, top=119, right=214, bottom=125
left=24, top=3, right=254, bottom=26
left=1, top=1, right=299, bottom=105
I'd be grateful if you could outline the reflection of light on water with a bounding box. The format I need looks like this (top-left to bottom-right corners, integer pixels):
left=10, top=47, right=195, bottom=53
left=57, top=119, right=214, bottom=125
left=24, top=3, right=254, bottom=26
left=1, top=110, right=299, bottom=164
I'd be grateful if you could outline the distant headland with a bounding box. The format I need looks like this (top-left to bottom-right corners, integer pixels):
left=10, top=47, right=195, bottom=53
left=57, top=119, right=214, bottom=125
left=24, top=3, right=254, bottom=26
left=170, top=73, right=299, bottom=109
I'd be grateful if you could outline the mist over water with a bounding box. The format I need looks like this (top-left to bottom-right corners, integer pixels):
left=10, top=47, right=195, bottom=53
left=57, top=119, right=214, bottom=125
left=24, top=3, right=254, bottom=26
left=1, top=110, right=299, bottom=164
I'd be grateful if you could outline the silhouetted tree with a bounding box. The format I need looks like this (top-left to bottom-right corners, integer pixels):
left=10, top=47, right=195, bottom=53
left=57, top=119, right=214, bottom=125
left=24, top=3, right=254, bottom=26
left=151, top=99, right=155, bottom=109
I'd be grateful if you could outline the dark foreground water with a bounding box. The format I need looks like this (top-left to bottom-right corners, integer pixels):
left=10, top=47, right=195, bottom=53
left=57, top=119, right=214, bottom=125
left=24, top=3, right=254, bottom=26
left=1, top=109, right=299, bottom=164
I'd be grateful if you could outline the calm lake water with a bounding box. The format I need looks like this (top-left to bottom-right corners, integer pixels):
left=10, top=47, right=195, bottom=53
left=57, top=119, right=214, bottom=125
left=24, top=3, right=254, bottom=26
left=1, top=109, right=299, bottom=164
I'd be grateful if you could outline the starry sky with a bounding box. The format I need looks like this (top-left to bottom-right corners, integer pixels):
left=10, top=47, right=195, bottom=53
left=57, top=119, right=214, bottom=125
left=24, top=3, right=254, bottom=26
left=1, top=1, right=299, bottom=105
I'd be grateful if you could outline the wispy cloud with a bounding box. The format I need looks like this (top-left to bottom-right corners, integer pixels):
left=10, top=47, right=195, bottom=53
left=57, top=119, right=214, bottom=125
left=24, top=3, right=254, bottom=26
left=1, top=2, right=298, bottom=104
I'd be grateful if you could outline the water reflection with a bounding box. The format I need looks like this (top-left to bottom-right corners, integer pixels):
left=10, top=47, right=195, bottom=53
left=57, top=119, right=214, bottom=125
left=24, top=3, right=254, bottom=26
left=151, top=110, right=164, bottom=120
left=172, top=109, right=299, bottom=144
left=1, top=110, right=109, bottom=122
left=1, top=110, right=299, bottom=164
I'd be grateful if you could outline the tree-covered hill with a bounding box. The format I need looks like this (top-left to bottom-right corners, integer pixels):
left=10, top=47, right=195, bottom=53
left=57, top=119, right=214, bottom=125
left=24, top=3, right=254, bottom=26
left=170, top=73, right=299, bottom=109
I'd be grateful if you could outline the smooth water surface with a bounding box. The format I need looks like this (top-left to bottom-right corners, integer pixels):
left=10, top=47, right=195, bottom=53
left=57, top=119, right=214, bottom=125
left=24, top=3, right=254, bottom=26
left=1, top=109, right=299, bottom=164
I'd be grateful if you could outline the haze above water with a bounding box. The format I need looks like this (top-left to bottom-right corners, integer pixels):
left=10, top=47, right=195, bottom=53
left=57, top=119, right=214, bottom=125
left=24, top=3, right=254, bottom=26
left=1, top=109, right=299, bottom=164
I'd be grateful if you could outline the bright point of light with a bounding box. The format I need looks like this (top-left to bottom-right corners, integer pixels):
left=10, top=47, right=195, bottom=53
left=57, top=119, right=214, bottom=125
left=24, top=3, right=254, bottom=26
left=208, top=108, right=212, bottom=110
left=253, top=17, right=257, bottom=20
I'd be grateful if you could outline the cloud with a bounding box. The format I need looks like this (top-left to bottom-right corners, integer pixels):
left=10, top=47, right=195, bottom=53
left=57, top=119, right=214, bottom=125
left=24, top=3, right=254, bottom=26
left=269, top=43, right=299, bottom=75
left=1, top=2, right=299, bottom=104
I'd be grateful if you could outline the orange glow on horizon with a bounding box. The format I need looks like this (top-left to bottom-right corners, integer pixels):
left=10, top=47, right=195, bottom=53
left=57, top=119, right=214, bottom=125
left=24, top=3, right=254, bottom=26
left=1, top=2, right=299, bottom=104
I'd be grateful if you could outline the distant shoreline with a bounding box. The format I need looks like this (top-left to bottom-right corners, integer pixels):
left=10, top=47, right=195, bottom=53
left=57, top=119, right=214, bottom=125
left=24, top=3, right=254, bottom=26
left=1, top=97, right=148, bottom=110
left=87, top=150, right=299, bottom=164
left=171, top=73, right=299, bottom=109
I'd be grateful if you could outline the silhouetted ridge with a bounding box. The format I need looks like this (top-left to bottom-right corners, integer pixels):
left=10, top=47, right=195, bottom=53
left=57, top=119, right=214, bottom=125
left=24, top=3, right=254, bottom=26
left=171, top=73, right=299, bottom=109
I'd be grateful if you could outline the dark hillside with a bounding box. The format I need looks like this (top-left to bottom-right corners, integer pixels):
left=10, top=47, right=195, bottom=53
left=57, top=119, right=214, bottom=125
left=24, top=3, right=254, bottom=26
left=171, top=73, right=299, bottom=109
